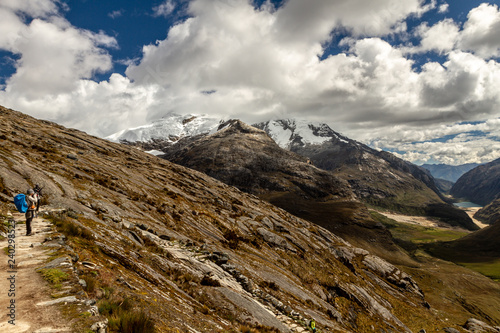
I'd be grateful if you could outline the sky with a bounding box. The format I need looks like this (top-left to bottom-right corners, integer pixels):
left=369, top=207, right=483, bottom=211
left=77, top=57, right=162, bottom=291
left=0, top=0, right=499, bottom=166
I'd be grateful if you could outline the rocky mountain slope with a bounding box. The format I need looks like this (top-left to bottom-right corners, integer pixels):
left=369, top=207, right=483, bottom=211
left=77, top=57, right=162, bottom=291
left=2, top=105, right=500, bottom=332
left=159, top=119, right=397, bottom=253
left=450, top=158, right=500, bottom=206
left=434, top=178, right=455, bottom=194
left=422, top=163, right=480, bottom=183
left=254, top=120, right=475, bottom=230
left=474, top=199, right=500, bottom=225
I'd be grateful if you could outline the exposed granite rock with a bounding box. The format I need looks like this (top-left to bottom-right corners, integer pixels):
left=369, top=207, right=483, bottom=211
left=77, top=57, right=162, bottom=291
left=464, top=318, right=500, bottom=332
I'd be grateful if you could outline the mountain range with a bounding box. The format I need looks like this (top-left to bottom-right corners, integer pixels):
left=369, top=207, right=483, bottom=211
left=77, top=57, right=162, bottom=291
left=111, top=113, right=476, bottom=231
left=158, top=118, right=396, bottom=254
left=421, top=163, right=480, bottom=183
left=2, top=105, right=500, bottom=332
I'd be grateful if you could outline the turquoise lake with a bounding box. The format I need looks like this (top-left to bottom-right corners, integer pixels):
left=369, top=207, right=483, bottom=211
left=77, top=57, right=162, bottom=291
left=453, top=202, right=483, bottom=208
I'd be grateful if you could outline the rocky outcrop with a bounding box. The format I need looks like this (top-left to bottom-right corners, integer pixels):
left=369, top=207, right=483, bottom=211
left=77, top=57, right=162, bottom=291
left=464, top=318, right=500, bottom=332
left=451, top=158, right=500, bottom=206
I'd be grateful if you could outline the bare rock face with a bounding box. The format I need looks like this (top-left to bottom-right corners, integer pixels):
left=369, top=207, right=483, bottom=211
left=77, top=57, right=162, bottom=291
left=362, top=255, right=423, bottom=297
left=1, top=105, right=499, bottom=332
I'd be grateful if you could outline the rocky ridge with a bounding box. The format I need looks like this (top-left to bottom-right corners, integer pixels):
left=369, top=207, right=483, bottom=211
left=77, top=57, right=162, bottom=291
left=474, top=199, right=500, bottom=225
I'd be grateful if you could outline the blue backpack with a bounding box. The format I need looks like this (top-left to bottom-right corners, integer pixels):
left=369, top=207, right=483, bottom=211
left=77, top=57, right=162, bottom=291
left=14, top=194, right=28, bottom=213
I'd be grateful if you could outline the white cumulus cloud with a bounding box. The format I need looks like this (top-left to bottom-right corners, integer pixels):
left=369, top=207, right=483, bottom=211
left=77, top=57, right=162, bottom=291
left=153, top=0, right=176, bottom=17
left=459, top=3, right=500, bottom=59
left=414, top=19, right=460, bottom=54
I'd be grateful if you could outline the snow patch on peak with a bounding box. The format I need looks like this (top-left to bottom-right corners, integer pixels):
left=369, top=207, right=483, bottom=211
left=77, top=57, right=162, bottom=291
left=254, top=119, right=341, bottom=149
left=106, top=112, right=225, bottom=143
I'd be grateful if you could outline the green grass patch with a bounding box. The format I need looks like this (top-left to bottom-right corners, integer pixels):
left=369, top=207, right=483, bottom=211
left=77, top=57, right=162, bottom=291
left=458, top=260, right=500, bottom=282
left=40, top=268, right=69, bottom=288
left=370, top=211, right=469, bottom=245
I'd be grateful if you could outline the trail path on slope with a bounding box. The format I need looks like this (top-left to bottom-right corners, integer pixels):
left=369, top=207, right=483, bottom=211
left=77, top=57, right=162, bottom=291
left=0, top=213, right=71, bottom=333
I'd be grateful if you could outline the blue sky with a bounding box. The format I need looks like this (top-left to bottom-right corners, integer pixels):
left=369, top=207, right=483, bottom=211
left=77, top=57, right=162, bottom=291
left=0, top=0, right=499, bottom=165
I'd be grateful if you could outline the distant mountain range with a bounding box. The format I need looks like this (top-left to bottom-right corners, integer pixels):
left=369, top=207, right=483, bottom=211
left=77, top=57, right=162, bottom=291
left=108, top=113, right=476, bottom=231
left=421, top=163, right=480, bottom=183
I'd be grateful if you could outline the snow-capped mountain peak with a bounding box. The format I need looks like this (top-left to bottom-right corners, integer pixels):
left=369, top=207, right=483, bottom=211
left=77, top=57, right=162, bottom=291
left=106, top=112, right=225, bottom=143
left=253, top=119, right=348, bottom=149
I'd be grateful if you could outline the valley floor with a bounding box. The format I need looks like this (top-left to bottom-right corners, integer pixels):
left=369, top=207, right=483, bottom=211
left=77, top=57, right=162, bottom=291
left=461, top=207, right=489, bottom=229
left=379, top=206, right=488, bottom=230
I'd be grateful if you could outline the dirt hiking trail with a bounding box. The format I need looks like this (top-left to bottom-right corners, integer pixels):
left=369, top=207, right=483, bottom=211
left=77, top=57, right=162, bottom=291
left=0, top=212, right=71, bottom=333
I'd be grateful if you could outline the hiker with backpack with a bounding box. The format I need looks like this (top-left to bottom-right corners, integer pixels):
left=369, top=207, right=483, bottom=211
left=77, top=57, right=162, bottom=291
left=25, top=189, right=38, bottom=236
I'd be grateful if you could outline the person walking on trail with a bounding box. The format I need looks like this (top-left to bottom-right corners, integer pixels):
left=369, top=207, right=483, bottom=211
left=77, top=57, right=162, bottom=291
left=309, top=318, right=316, bottom=332
left=25, top=189, right=38, bottom=236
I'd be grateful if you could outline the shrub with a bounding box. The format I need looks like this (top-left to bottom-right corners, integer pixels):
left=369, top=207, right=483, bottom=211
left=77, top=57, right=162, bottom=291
left=47, top=212, right=93, bottom=240
left=82, top=275, right=97, bottom=293
left=118, top=310, right=155, bottom=333
left=99, top=297, right=154, bottom=333
left=260, top=280, right=279, bottom=291
left=223, top=229, right=240, bottom=249
left=98, top=299, right=120, bottom=316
